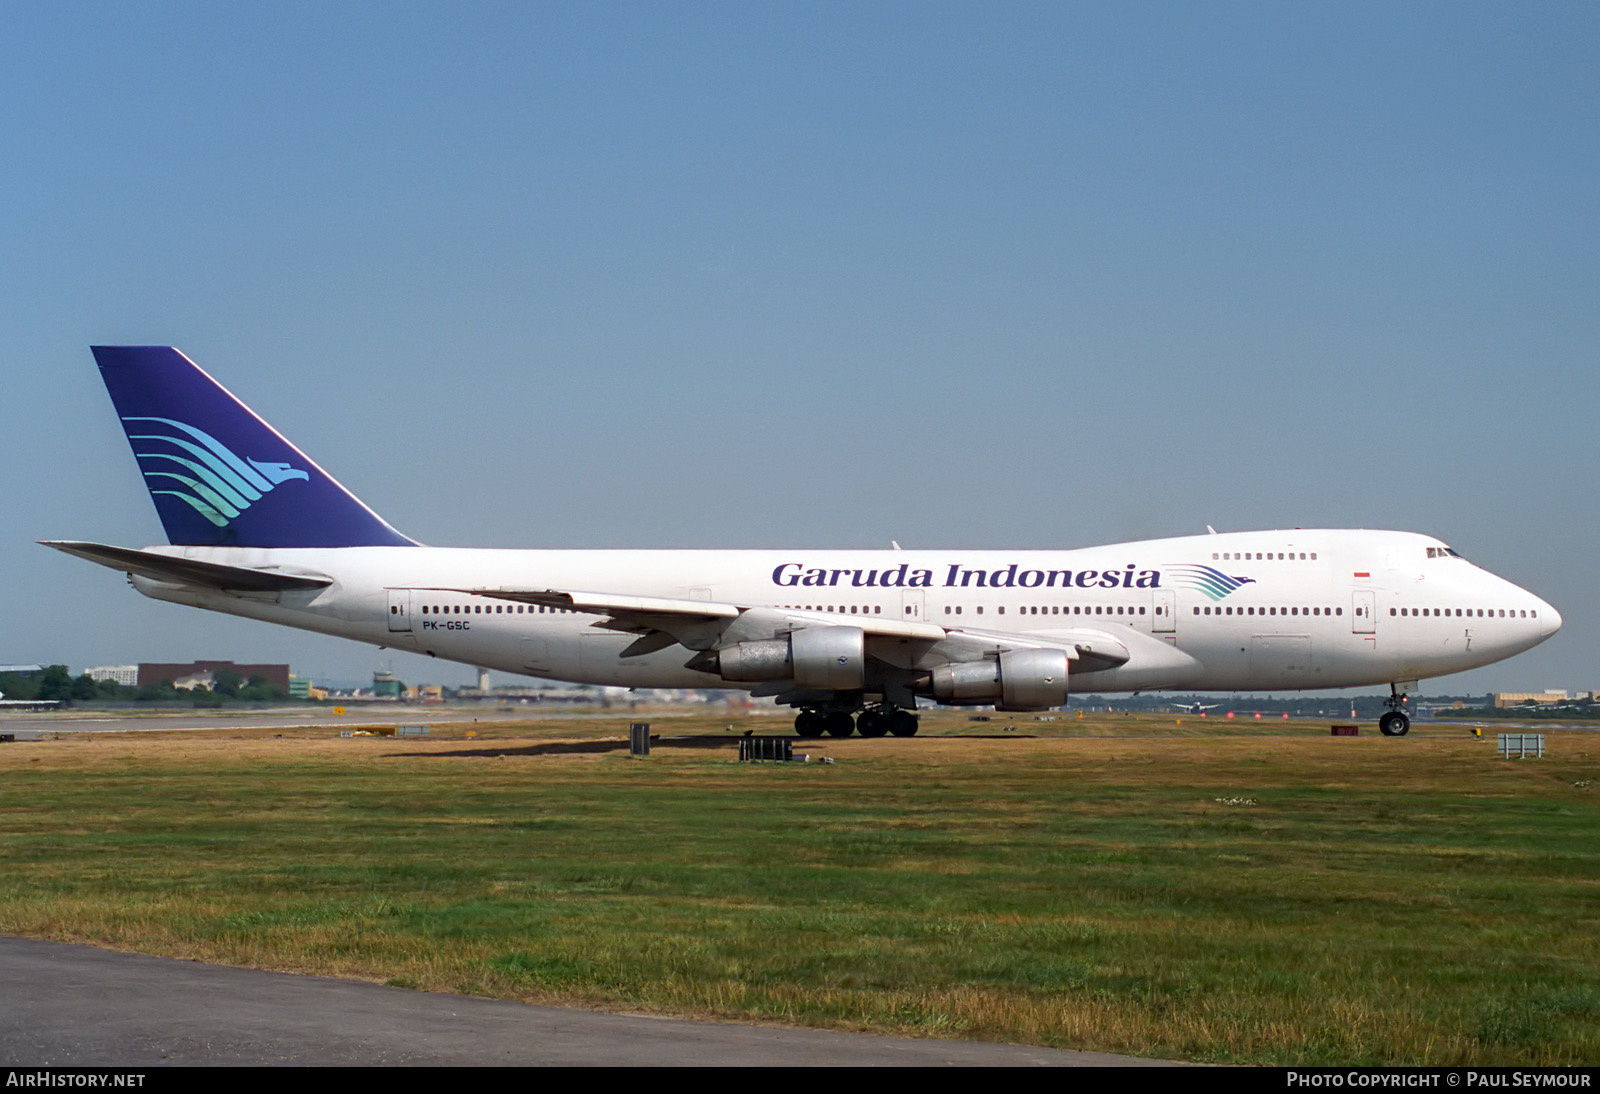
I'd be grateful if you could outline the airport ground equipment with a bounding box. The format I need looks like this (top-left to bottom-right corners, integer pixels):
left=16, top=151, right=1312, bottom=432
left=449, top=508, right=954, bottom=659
left=1497, top=733, right=1545, bottom=758
left=738, top=737, right=795, bottom=762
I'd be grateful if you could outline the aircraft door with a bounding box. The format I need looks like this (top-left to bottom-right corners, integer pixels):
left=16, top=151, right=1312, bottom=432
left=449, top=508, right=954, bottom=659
left=1153, top=590, right=1176, bottom=633
left=387, top=589, right=413, bottom=633
left=1351, top=590, right=1375, bottom=634
left=1251, top=634, right=1312, bottom=684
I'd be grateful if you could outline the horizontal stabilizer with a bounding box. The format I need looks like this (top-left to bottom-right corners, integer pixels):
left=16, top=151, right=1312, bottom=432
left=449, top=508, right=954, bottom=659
left=41, top=540, right=333, bottom=592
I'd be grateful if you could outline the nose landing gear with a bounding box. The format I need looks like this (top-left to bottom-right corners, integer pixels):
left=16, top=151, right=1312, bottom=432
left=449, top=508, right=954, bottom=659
left=1378, top=710, right=1410, bottom=736
left=1379, top=686, right=1412, bottom=737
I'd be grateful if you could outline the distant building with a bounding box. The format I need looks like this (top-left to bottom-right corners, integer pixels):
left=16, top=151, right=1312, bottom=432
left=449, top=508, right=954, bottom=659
left=86, top=665, right=139, bottom=687
left=288, top=675, right=328, bottom=700
left=372, top=670, right=401, bottom=699
left=139, top=661, right=291, bottom=692
left=1493, top=690, right=1569, bottom=708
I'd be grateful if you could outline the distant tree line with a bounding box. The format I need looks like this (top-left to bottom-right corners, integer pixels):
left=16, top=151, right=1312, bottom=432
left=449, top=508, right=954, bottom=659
left=0, top=666, right=96, bottom=702
left=1448, top=696, right=1600, bottom=720
left=1, top=666, right=290, bottom=705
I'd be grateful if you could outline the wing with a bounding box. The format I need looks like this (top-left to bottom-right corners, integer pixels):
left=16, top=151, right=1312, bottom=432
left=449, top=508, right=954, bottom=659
left=433, top=585, right=1132, bottom=672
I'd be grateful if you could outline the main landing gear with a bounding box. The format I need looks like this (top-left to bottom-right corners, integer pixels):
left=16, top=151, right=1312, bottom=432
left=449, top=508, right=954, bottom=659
left=794, top=706, right=919, bottom=738
left=1379, top=687, right=1412, bottom=737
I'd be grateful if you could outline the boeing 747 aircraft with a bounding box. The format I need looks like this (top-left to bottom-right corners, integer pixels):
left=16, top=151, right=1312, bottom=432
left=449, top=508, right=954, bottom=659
left=45, top=347, right=1562, bottom=738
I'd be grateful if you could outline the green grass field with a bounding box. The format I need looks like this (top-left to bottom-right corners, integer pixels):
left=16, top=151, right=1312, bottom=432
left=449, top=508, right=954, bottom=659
left=1, top=711, right=1596, bottom=1065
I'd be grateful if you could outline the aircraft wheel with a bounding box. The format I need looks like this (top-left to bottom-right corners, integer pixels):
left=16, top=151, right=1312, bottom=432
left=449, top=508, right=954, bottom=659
left=795, top=710, right=826, bottom=738
left=823, top=711, right=857, bottom=737
left=857, top=710, right=889, bottom=738
left=888, top=710, right=920, bottom=737
left=1379, top=711, right=1411, bottom=737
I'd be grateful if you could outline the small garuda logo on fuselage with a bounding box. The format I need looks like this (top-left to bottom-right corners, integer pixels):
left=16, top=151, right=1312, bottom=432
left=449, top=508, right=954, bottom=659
left=124, top=416, right=308, bottom=528
left=1165, top=563, right=1257, bottom=601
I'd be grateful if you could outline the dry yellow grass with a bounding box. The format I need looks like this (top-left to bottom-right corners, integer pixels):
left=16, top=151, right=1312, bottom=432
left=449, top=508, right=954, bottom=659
left=2, top=711, right=1595, bottom=1064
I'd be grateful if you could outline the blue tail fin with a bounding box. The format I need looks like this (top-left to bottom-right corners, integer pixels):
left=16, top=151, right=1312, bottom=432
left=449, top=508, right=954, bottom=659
left=93, top=346, right=417, bottom=548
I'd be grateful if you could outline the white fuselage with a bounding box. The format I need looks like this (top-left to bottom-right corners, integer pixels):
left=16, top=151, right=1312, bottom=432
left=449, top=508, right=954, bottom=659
left=129, top=529, right=1560, bottom=696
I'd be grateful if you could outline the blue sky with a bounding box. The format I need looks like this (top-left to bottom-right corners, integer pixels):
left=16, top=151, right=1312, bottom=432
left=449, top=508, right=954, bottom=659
left=4, top=2, right=1595, bottom=692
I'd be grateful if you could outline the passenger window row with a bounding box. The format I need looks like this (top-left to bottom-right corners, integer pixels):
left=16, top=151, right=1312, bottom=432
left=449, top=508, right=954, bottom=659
left=420, top=603, right=575, bottom=615
left=1212, top=551, right=1316, bottom=561
left=1194, top=606, right=1341, bottom=616
left=942, top=604, right=1147, bottom=617
left=1392, top=607, right=1535, bottom=618
left=779, top=605, right=884, bottom=615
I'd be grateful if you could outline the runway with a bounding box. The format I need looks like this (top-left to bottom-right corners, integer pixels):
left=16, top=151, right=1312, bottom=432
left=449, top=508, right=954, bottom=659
left=0, top=704, right=703, bottom=740
left=0, top=937, right=1172, bottom=1067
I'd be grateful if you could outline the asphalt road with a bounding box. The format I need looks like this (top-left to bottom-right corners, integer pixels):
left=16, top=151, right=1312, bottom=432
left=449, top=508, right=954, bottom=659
left=0, top=937, right=1174, bottom=1067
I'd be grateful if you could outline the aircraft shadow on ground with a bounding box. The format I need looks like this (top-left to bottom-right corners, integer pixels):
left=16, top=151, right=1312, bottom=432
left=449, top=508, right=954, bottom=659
left=386, top=734, right=752, bottom=759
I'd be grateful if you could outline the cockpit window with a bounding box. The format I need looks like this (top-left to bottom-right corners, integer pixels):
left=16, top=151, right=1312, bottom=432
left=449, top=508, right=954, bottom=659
left=1426, top=546, right=1466, bottom=560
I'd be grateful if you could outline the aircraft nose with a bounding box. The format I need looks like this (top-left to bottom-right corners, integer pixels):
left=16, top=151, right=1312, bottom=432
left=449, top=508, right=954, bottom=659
left=1539, top=600, right=1562, bottom=639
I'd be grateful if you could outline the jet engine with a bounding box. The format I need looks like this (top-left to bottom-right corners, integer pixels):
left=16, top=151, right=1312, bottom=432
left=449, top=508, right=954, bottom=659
left=690, top=626, right=865, bottom=690
left=929, top=648, right=1069, bottom=711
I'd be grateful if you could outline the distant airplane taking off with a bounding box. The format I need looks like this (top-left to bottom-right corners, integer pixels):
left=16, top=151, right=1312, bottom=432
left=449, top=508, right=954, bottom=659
left=0, top=692, right=61, bottom=710
left=46, top=347, right=1562, bottom=738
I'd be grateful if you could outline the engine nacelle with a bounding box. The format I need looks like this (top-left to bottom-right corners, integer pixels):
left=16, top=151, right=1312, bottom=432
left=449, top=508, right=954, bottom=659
left=930, top=648, right=1069, bottom=711
left=700, top=626, right=865, bottom=690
